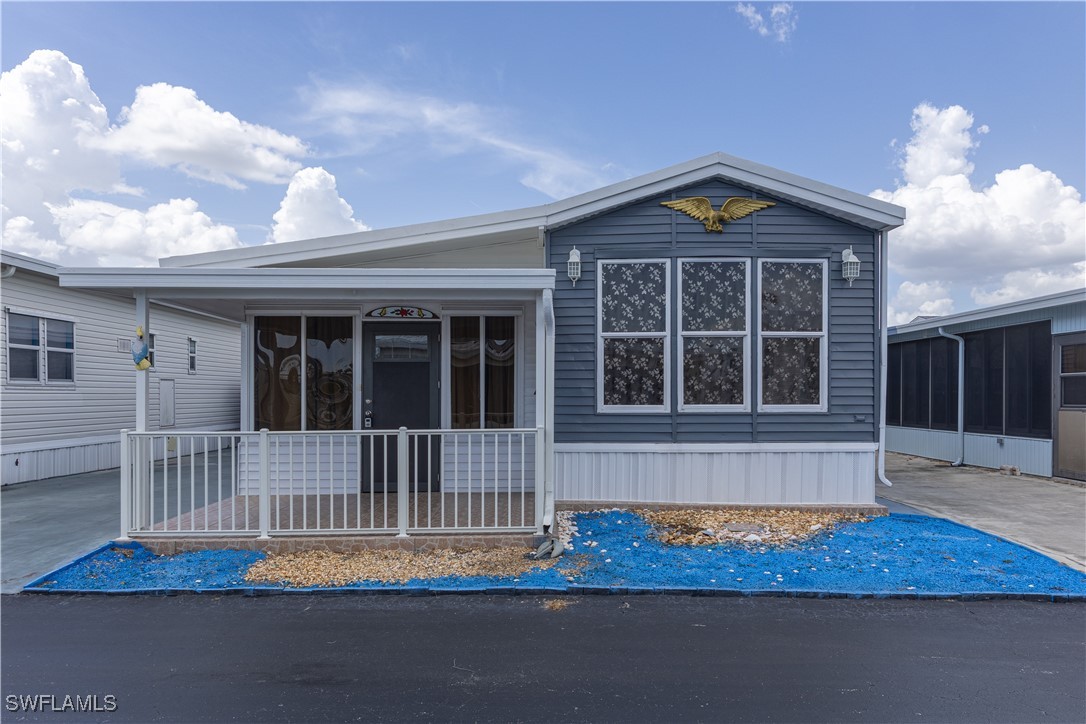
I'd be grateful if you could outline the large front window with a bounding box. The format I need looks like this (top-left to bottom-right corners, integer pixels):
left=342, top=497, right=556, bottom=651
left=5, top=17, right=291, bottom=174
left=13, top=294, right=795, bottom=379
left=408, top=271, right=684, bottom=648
left=598, top=260, right=669, bottom=411
left=679, top=259, right=748, bottom=410
left=254, top=315, right=353, bottom=431
left=450, top=315, right=516, bottom=428
left=758, top=259, right=827, bottom=410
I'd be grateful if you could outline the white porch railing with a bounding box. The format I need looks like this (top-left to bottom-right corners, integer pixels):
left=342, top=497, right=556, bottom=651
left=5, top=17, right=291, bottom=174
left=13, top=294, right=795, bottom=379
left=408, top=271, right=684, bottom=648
left=119, top=427, right=544, bottom=539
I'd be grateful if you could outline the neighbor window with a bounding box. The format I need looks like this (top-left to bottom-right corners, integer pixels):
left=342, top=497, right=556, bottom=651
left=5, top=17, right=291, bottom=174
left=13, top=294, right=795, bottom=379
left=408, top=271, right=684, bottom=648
left=758, top=260, right=826, bottom=410
left=598, top=260, right=669, bottom=411
left=450, top=315, right=516, bottom=428
left=6, top=311, right=75, bottom=384
left=147, top=333, right=156, bottom=369
left=1061, top=342, right=1086, bottom=407
left=679, top=259, right=749, bottom=410
left=187, top=338, right=198, bottom=374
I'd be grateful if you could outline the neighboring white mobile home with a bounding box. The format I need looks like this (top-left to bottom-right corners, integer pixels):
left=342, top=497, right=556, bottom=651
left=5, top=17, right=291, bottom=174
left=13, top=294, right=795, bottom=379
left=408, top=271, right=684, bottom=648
left=1, top=251, right=242, bottom=484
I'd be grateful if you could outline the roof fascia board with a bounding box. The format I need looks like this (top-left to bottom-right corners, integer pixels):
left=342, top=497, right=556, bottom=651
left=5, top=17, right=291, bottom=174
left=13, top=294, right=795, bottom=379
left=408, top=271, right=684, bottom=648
left=58, top=267, right=557, bottom=292
left=1, top=250, right=61, bottom=277
left=161, top=213, right=547, bottom=268
left=889, top=288, right=1086, bottom=335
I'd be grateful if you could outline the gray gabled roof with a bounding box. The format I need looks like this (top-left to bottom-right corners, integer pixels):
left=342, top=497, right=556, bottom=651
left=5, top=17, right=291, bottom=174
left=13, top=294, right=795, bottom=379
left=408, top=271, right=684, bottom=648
left=161, top=151, right=906, bottom=269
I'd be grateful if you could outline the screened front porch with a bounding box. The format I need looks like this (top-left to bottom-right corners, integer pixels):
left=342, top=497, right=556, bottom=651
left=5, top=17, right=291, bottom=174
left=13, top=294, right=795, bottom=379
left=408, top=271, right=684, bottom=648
left=56, top=267, right=557, bottom=540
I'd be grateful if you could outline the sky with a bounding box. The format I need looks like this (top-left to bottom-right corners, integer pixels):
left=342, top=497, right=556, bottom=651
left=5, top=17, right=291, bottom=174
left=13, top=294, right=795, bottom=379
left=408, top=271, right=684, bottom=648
left=2, top=1, right=1084, bottom=324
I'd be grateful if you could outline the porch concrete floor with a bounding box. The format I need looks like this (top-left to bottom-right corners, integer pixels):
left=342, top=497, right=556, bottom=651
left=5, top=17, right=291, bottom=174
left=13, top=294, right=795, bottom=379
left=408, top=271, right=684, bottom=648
left=154, top=491, right=538, bottom=533
left=879, top=452, right=1086, bottom=571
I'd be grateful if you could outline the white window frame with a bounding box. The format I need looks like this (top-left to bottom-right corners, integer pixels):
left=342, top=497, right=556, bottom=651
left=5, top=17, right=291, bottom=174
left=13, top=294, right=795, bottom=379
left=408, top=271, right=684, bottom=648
left=245, top=309, right=359, bottom=432
left=147, top=333, right=156, bottom=370
left=756, top=258, right=829, bottom=413
left=440, top=308, right=524, bottom=430
left=678, top=258, right=751, bottom=412
left=187, top=337, right=198, bottom=374
left=4, top=308, right=76, bottom=386
left=596, top=258, right=671, bottom=414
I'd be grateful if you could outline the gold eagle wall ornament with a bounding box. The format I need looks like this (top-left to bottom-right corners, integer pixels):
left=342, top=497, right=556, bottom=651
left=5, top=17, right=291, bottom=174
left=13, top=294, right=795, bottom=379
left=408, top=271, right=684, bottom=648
left=661, top=196, right=776, bottom=233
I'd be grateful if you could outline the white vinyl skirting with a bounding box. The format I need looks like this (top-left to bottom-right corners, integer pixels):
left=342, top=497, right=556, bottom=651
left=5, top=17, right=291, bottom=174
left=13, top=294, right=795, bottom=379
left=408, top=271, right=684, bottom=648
left=553, top=443, right=878, bottom=505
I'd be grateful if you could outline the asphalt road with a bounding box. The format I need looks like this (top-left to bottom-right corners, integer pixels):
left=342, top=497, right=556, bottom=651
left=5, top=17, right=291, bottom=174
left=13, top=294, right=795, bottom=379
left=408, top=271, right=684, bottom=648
left=2, top=595, right=1084, bottom=723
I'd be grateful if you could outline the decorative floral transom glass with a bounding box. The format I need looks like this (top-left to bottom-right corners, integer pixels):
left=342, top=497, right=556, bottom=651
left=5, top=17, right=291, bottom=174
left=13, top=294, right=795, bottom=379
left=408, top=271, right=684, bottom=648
left=761, top=261, right=824, bottom=332
left=601, top=262, right=667, bottom=334
left=759, top=260, right=826, bottom=409
left=600, top=260, right=669, bottom=408
left=680, top=260, right=748, bottom=408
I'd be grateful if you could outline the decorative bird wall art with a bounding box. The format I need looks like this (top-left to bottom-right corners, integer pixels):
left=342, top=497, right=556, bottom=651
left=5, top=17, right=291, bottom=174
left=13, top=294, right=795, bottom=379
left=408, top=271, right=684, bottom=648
left=661, top=196, right=776, bottom=232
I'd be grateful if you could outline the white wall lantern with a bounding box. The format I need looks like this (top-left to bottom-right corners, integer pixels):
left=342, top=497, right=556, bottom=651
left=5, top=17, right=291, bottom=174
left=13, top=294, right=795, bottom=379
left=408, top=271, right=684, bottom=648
left=841, top=247, right=861, bottom=286
left=567, top=247, right=582, bottom=287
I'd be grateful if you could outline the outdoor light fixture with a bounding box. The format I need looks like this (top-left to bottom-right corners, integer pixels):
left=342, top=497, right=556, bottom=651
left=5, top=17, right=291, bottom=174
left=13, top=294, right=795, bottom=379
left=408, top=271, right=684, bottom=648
left=841, top=246, right=861, bottom=286
left=567, top=247, right=582, bottom=286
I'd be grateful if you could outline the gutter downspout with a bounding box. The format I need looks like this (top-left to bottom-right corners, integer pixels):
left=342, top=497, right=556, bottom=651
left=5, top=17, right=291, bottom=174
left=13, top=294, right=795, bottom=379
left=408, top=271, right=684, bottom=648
left=938, top=327, right=966, bottom=466
left=877, top=230, right=893, bottom=487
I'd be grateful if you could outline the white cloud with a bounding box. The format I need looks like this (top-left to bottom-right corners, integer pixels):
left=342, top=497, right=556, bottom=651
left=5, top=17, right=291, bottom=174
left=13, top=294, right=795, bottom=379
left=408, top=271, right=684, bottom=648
left=303, top=81, right=615, bottom=199
left=736, top=3, right=797, bottom=43
left=271, top=167, right=368, bottom=244
left=0, top=50, right=134, bottom=234
left=888, top=281, right=956, bottom=326
left=2, top=215, right=64, bottom=261
left=872, top=102, right=1085, bottom=310
left=1, top=49, right=307, bottom=266
left=48, top=198, right=242, bottom=267
left=971, top=263, right=1086, bottom=306
left=95, top=82, right=307, bottom=189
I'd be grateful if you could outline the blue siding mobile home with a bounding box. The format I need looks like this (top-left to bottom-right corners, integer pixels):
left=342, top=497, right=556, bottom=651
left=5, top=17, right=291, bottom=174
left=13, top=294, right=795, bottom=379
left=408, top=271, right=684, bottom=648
left=61, top=153, right=905, bottom=528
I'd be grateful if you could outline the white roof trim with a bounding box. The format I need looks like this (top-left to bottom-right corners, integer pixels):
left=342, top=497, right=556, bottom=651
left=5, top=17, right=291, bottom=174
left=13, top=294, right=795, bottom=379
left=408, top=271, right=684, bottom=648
left=1, top=250, right=60, bottom=277
left=161, top=152, right=906, bottom=269
left=58, top=267, right=556, bottom=294
left=890, top=288, right=1086, bottom=335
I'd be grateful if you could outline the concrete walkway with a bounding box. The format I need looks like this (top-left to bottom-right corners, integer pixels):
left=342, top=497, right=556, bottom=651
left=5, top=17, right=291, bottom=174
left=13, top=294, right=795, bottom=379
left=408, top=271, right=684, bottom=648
left=1, top=468, right=119, bottom=593
left=879, top=452, right=1086, bottom=572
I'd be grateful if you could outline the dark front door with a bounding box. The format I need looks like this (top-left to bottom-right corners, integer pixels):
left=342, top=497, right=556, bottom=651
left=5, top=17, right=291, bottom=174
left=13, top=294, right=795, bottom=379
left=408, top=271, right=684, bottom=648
left=362, top=323, right=440, bottom=491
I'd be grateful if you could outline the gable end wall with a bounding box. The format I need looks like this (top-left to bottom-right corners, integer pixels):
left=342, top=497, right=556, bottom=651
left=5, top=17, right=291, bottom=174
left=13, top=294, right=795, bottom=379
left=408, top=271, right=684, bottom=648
left=548, top=178, right=880, bottom=444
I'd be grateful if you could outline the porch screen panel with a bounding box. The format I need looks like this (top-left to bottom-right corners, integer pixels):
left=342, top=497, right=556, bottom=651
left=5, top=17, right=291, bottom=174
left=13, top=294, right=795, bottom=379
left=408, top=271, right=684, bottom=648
left=886, top=343, right=902, bottom=426
left=254, top=316, right=301, bottom=431
left=451, top=317, right=481, bottom=429
left=306, top=317, right=353, bottom=431
left=485, top=316, right=515, bottom=428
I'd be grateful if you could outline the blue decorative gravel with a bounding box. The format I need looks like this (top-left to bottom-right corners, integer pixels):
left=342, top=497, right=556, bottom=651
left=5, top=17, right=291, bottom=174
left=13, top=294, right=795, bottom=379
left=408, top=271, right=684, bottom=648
left=25, top=512, right=1086, bottom=599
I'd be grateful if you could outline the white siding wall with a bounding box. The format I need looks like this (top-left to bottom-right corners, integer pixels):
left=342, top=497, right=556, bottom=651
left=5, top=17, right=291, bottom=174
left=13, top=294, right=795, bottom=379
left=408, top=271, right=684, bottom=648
left=555, top=444, right=878, bottom=505
left=886, top=426, right=1053, bottom=477
left=1, top=269, right=241, bottom=484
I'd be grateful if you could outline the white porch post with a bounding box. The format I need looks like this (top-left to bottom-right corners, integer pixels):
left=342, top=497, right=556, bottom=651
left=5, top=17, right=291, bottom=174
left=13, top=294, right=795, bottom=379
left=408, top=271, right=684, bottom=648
left=535, top=293, right=547, bottom=534
left=543, top=288, right=556, bottom=531
left=134, top=290, right=150, bottom=432
left=118, top=429, right=132, bottom=541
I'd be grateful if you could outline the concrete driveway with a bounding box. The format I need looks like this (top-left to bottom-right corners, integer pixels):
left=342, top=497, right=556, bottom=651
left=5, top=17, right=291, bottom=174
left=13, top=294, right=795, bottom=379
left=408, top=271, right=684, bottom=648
left=879, top=452, right=1086, bottom=571
left=1, top=468, right=119, bottom=593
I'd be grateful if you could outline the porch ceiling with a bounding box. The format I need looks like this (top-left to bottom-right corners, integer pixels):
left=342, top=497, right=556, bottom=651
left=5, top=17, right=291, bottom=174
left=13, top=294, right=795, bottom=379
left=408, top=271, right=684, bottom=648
left=57, top=268, right=557, bottom=321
